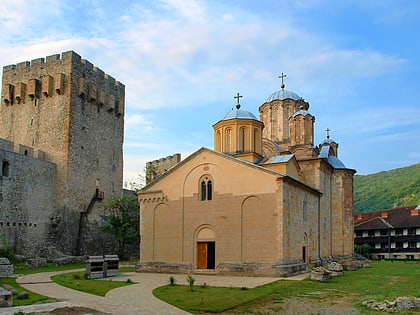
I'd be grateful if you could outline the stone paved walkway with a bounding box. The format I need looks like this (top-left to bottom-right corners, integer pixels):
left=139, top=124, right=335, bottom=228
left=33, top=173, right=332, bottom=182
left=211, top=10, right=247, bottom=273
left=0, top=271, right=307, bottom=315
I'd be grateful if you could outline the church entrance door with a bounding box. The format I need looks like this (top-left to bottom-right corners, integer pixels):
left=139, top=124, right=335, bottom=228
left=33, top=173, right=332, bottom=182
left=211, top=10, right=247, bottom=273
left=197, top=242, right=215, bottom=269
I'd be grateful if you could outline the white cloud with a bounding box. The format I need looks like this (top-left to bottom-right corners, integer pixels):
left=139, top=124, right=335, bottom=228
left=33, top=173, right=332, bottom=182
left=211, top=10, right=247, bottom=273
left=160, top=0, right=208, bottom=23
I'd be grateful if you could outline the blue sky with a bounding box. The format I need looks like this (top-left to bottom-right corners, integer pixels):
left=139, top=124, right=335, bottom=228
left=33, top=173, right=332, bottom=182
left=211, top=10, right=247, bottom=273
left=1, top=0, right=419, bottom=185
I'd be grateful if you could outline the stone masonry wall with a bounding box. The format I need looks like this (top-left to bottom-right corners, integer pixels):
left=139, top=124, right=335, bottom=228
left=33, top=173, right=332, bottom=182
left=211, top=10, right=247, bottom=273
left=146, top=153, right=181, bottom=184
left=0, top=146, right=56, bottom=256
left=0, top=51, right=125, bottom=255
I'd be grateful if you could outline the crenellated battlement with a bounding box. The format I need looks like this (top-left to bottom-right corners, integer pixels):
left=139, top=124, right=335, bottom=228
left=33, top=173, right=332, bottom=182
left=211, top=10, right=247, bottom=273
left=146, top=153, right=181, bottom=184
left=1, top=51, right=125, bottom=116
left=0, top=138, right=47, bottom=160
left=3, top=51, right=123, bottom=88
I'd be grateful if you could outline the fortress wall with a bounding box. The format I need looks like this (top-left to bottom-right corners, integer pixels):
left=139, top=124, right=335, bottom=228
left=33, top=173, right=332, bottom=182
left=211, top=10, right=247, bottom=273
left=0, top=147, right=56, bottom=256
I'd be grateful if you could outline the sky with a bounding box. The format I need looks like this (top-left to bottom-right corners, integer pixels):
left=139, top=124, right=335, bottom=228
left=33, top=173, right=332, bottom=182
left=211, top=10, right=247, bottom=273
left=1, top=0, right=419, bottom=186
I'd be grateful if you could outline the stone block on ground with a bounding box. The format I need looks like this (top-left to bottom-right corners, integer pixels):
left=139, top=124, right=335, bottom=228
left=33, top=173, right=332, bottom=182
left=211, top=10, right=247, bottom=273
left=326, top=262, right=344, bottom=277
left=1, top=285, right=17, bottom=295
left=0, top=258, right=13, bottom=277
left=0, top=288, right=13, bottom=307
left=341, top=261, right=358, bottom=271
left=310, top=267, right=330, bottom=282
left=17, top=291, right=29, bottom=300
left=25, top=258, right=47, bottom=268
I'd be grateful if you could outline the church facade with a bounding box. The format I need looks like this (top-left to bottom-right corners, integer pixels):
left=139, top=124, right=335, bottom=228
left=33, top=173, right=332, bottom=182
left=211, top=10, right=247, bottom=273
left=137, top=81, right=355, bottom=276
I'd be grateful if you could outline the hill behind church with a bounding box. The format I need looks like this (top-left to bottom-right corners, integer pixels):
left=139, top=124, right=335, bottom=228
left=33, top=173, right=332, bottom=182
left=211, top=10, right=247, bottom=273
left=354, top=163, right=420, bottom=213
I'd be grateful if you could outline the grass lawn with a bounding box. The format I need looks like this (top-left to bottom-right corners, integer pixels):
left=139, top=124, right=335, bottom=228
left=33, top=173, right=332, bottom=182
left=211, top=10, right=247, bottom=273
left=0, top=276, right=52, bottom=307
left=51, top=271, right=135, bottom=297
left=153, top=260, right=420, bottom=314
left=0, top=263, right=136, bottom=306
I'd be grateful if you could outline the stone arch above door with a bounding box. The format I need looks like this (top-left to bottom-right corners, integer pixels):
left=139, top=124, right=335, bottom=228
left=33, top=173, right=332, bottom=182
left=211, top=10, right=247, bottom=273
left=195, top=225, right=216, bottom=270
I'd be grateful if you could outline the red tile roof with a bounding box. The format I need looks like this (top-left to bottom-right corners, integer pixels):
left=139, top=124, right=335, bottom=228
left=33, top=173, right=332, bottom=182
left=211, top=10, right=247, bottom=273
left=354, top=205, right=420, bottom=230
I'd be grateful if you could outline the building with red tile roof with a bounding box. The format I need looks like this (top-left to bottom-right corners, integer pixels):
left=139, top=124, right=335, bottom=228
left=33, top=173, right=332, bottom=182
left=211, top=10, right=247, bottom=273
left=354, top=205, right=420, bottom=259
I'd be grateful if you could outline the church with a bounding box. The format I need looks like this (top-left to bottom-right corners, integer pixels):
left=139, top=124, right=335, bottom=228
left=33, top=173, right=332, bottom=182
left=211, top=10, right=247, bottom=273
left=137, top=76, right=355, bottom=276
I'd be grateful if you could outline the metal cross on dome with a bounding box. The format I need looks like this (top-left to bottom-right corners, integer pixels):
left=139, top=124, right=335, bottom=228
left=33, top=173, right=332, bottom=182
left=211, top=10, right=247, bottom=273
left=279, top=72, right=287, bottom=90
left=234, top=92, right=243, bottom=109
left=325, top=128, right=331, bottom=139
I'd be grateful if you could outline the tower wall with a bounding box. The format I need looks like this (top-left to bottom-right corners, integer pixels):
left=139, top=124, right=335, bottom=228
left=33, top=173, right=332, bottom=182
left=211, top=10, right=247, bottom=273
left=146, top=154, right=181, bottom=184
left=0, top=51, right=125, bottom=254
left=0, top=142, right=56, bottom=256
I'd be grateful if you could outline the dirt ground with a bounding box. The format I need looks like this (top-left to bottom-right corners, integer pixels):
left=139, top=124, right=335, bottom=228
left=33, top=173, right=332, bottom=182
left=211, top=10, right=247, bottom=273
left=200, top=293, right=360, bottom=315
left=11, top=296, right=359, bottom=315
left=38, top=306, right=109, bottom=315
left=41, top=296, right=360, bottom=315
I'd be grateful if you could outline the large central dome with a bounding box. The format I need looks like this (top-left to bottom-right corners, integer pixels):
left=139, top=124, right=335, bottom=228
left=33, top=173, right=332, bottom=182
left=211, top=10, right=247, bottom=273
left=266, top=89, right=300, bottom=102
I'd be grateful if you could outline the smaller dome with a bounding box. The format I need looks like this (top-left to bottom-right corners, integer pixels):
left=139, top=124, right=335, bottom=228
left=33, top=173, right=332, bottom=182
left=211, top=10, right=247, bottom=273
left=322, top=138, right=336, bottom=144
left=220, top=109, right=257, bottom=121
left=266, top=90, right=300, bottom=102
left=292, top=109, right=311, bottom=118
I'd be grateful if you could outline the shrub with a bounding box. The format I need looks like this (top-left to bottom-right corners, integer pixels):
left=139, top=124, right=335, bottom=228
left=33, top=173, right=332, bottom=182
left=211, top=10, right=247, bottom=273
left=0, top=237, right=15, bottom=262
left=168, top=276, right=177, bottom=286
left=187, top=275, right=195, bottom=291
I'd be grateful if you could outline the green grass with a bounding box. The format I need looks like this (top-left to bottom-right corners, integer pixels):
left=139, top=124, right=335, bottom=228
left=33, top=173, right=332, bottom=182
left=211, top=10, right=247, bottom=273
left=0, top=263, right=136, bottom=306
left=51, top=271, right=135, bottom=297
left=14, top=262, right=86, bottom=275
left=0, top=277, right=52, bottom=307
left=153, top=261, right=420, bottom=314
left=0, top=263, right=86, bottom=307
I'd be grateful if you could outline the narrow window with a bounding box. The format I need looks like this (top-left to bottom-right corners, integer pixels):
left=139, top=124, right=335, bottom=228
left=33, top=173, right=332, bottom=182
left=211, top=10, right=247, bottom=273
left=226, top=129, right=232, bottom=153
left=2, top=161, right=9, bottom=177
left=241, top=128, right=245, bottom=152
left=207, top=180, right=212, bottom=200
left=253, top=128, right=257, bottom=152
left=200, top=177, right=213, bottom=201
left=302, top=198, right=308, bottom=221
left=201, top=180, right=207, bottom=201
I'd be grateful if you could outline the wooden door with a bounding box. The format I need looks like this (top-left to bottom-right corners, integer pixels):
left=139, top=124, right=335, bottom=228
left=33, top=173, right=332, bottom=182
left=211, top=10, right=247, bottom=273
left=197, top=242, right=208, bottom=269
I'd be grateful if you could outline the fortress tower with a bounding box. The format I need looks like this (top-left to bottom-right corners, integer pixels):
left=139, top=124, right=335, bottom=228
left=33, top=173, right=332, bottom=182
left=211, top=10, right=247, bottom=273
left=0, top=51, right=125, bottom=255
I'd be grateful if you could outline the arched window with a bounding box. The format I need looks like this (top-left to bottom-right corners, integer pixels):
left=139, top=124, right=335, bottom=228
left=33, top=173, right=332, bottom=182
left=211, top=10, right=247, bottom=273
left=1, top=161, right=9, bottom=177
left=200, top=176, right=213, bottom=201
left=201, top=180, right=207, bottom=201
left=216, top=130, right=221, bottom=151
left=207, top=180, right=212, bottom=200
left=240, top=128, right=246, bottom=152
left=226, top=128, right=232, bottom=153
left=284, top=106, right=290, bottom=139
left=253, top=128, right=258, bottom=152
left=303, top=197, right=308, bottom=222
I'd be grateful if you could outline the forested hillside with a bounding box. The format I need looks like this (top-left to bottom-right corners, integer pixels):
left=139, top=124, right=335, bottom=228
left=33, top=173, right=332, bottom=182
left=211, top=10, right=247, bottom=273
left=353, top=163, right=420, bottom=214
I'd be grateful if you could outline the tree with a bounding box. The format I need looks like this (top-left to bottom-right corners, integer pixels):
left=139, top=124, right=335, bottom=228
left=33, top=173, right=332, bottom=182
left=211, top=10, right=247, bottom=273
left=102, top=194, right=139, bottom=258
left=355, top=243, right=372, bottom=259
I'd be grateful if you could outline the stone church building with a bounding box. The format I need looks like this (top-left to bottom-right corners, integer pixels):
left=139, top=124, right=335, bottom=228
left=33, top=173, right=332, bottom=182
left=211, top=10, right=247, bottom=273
left=0, top=51, right=125, bottom=257
left=137, top=81, right=355, bottom=276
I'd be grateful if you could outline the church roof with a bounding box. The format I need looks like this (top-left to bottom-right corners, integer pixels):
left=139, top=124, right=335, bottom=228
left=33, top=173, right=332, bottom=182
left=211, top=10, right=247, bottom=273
left=219, top=108, right=258, bottom=121
left=318, top=145, right=347, bottom=169
left=327, top=155, right=347, bottom=169
left=292, top=109, right=311, bottom=118
left=321, top=138, right=337, bottom=144
left=257, top=154, right=294, bottom=165
left=266, top=89, right=301, bottom=102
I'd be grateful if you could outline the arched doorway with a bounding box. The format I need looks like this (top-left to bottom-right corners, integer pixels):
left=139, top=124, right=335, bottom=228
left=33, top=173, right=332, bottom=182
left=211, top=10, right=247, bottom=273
left=196, top=227, right=215, bottom=269
left=302, top=233, right=308, bottom=263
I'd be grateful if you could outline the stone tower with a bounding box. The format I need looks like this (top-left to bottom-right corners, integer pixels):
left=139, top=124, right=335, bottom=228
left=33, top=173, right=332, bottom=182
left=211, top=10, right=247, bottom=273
left=0, top=51, right=125, bottom=254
